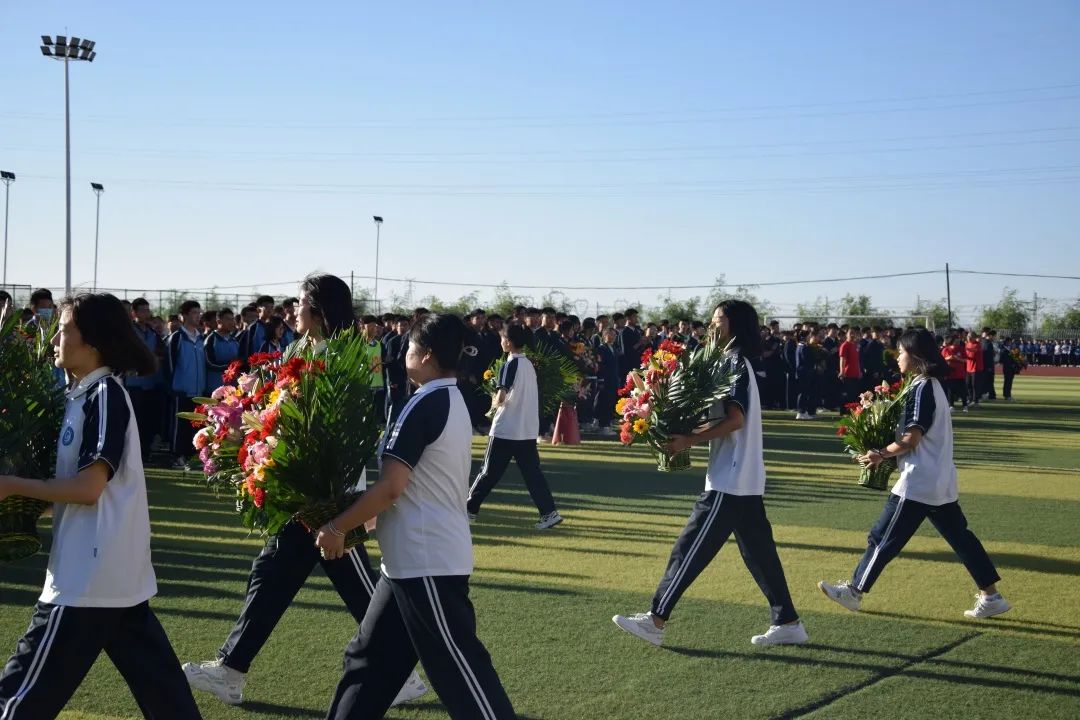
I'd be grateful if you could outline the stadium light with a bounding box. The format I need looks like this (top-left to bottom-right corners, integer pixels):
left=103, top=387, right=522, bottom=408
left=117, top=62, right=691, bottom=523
left=1, top=171, right=14, bottom=289
left=373, top=216, right=383, bottom=314
left=91, top=182, right=105, bottom=292
left=41, top=34, right=97, bottom=296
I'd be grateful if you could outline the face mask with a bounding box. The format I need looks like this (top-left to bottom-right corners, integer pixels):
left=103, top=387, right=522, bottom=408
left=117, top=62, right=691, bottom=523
left=36, top=308, right=54, bottom=321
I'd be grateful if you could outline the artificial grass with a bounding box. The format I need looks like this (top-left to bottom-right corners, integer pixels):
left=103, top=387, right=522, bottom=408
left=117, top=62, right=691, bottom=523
left=0, top=376, right=1077, bottom=719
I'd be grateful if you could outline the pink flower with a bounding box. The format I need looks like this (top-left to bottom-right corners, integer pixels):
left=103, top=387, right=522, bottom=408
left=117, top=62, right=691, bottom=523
left=211, top=385, right=233, bottom=401
left=199, top=446, right=212, bottom=464
left=208, top=403, right=242, bottom=429
left=203, top=459, right=218, bottom=475
left=248, top=441, right=272, bottom=466
left=193, top=428, right=212, bottom=450
left=237, top=373, right=259, bottom=394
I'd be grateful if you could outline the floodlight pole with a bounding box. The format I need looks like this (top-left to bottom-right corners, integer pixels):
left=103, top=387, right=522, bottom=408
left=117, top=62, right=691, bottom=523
left=1, top=172, right=13, bottom=289
left=64, top=55, right=72, bottom=296
left=91, top=183, right=104, bottom=292
left=41, top=34, right=96, bottom=296
left=373, top=216, right=383, bottom=314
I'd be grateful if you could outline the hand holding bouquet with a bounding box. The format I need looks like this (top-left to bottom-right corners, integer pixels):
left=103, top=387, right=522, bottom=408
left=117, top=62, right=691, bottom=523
left=181, top=332, right=381, bottom=546
left=616, top=338, right=741, bottom=472
left=835, top=379, right=911, bottom=490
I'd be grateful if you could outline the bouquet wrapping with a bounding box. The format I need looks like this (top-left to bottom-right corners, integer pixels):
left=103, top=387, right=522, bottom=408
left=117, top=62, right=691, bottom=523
left=835, top=378, right=911, bottom=490
left=0, top=313, right=65, bottom=561
left=616, top=338, right=742, bottom=472
left=481, top=340, right=582, bottom=419
left=1009, top=347, right=1027, bottom=374
left=181, top=332, right=381, bottom=547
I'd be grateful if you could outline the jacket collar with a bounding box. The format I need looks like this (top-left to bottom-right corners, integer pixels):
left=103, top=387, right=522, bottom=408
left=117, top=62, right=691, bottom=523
left=67, top=366, right=113, bottom=400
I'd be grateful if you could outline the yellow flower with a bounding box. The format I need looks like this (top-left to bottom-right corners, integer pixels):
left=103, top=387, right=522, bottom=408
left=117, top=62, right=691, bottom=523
left=483, top=369, right=494, bottom=381
left=633, top=418, right=649, bottom=434
left=268, top=388, right=282, bottom=406
left=615, top=398, right=629, bottom=415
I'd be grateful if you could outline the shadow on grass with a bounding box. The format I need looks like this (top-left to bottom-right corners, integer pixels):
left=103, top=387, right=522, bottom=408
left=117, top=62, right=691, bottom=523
left=237, top=700, right=323, bottom=718
left=862, top=609, right=1080, bottom=642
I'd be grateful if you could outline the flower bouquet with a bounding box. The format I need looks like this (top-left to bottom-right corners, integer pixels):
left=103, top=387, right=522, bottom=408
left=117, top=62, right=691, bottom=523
left=834, top=378, right=911, bottom=490
left=1009, top=347, right=1028, bottom=373
left=616, top=338, right=741, bottom=472
left=0, top=312, right=65, bottom=561
left=181, top=331, right=381, bottom=548
left=481, top=340, right=582, bottom=419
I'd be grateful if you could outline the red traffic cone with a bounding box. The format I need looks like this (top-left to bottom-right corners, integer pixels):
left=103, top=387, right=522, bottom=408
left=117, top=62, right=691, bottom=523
left=552, top=403, right=581, bottom=445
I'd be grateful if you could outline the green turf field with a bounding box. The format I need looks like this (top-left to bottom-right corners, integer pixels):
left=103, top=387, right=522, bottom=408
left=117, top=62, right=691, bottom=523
left=2, top=376, right=1078, bottom=719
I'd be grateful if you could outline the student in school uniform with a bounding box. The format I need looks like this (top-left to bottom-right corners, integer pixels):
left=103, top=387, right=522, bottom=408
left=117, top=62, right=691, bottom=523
left=794, top=331, right=818, bottom=420
left=1000, top=338, right=1019, bottom=401
left=0, top=293, right=201, bottom=719
left=182, top=275, right=426, bottom=708
left=819, top=329, right=1010, bottom=620
left=613, top=301, right=809, bottom=648
left=941, top=334, right=969, bottom=411
left=838, top=327, right=862, bottom=413
left=237, top=295, right=275, bottom=364
left=204, top=308, right=240, bottom=395
left=257, top=316, right=287, bottom=355
left=126, top=297, right=165, bottom=463
left=964, top=331, right=984, bottom=408
left=594, top=327, right=620, bottom=434
left=466, top=323, right=564, bottom=530
left=359, top=315, right=387, bottom=422
left=315, top=314, right=517, bottom=720
left=166, top=300, right=207, bottom=469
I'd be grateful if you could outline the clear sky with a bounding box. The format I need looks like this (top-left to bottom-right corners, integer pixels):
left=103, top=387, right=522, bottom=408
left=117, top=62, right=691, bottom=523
left=2, top=1, right=1078, bottom=323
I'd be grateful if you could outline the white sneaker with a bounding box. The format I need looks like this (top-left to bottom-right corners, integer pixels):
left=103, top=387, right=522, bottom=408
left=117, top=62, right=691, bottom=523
left=818, top=580, right=862, bottom=612
left=183, top=658, right=245, bottom=705
left=612, top=613, right=664, bottom=646
left=390, top=669, right=428, bottom=707
left=751, top=621, right=809, bottom=646
left=795, top=412, right=810, bottom=420
left=535, top=511, right=564, bottom=530
left=964, top=593, right=1011, bottom=619
left=172, top=457, right=189, bottom=470
left=598, top=426, right=617, bottom=437
left=962, top=406, right=969, bottom=413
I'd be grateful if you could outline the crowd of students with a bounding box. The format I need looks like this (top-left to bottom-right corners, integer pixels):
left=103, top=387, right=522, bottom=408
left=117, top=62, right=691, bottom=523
left=0, top=280, right=1018, bottom=720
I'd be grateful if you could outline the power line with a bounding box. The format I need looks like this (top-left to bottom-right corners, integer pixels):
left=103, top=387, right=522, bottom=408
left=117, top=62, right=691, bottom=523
left=951, top=269, right=1080, bottom=281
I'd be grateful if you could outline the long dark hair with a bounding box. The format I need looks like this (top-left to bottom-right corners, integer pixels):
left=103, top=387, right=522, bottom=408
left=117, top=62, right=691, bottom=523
left=300, top=274, right=354, bottom=337
left=898, top=328, right=949, bottom=379
left=716, top=300, right=762, bottom=359
left=62, top=293, right=157, bottom=376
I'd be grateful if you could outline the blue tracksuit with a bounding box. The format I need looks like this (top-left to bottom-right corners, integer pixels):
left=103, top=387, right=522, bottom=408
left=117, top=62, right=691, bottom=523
left=205, top=331, right=240, bottom=393
left=167, top=328, right=206, bottom=398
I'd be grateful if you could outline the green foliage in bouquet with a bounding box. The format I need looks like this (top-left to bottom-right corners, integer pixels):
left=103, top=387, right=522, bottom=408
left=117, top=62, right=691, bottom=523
left=480, top=340, right=582, bottom=418
left=184, top=331, right=381, bottom=546
left=0, top=312, right=65, bottom=560
left=835, top=378, right=912, bottom=490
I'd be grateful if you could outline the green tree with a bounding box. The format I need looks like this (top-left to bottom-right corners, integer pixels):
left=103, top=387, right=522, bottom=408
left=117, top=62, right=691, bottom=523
left=418, top=291, right=481, bottom=316
left=1039, top=300, right=1080, bottom=332
left=648, top=294, right=704, bottom=324
left=702, top=275, right=777, bottom=320
left=488, top=283, right=531, bottom=318
left=909, top=297, right=952, bottom=330
left=796, top=297, right=830, bottom=324
left=976, top=288, right=1030, bottom=332
left=539, top=291, right=573, bottom=313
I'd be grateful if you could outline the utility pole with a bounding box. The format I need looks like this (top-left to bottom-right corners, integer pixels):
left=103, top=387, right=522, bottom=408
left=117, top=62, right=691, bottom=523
left=945, top=263, right=953, bottom=329
left=1032, top=292, right=1039, bottom=334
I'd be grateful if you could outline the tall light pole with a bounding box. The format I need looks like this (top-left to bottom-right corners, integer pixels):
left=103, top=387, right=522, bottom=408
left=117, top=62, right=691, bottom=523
left=91, top=182, right=104, bottom=291
left=1, top=171, right=13, bottom=289
left=373, top=215, right=383, bottom=314
left=41, top=34, right=97, bottom=297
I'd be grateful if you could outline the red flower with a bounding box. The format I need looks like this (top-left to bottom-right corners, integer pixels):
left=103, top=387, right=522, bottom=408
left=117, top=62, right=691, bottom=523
left=253, top=487, right=266, bottom=508
left=640, top=348, right=654, bottom=365
left=248, top=351, right=283, bottom=368
left=259, top=407, right=280, bottom=439
left=836, top=426, right=848, bottom=437
left=658, top=339, right=685, bottom=355
left=844, top=402, right=861, bottom=412
left=237, top=444, right=250, bottom=467
left=222, top=360, right=243, bottom=383
left=245, top=474, right=256, bottom=495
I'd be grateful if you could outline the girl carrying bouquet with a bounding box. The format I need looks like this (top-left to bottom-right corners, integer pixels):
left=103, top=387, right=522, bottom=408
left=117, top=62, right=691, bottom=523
left=182, top=274, right=426, bottom=707
left=818, top=328, right=1010, bottom=619
left=0, top=294, right=200, bottom=719
left=613, top=300, right=809, bottom=648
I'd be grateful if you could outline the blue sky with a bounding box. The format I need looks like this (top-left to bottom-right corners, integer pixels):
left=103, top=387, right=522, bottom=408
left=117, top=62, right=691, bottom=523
left=2, top=1, right=1078, bottom=323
